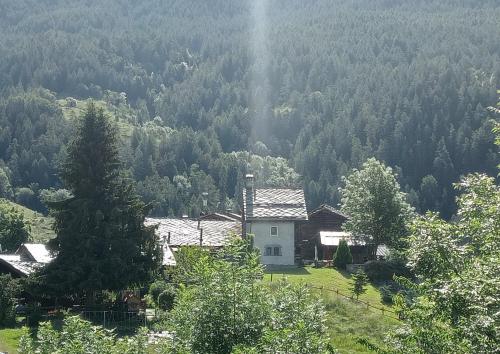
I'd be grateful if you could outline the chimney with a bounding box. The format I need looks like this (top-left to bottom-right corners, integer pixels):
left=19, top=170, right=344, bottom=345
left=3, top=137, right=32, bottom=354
left=245, top=174, right=254, bottom=209
left=243, top=174, right=254, bottom=239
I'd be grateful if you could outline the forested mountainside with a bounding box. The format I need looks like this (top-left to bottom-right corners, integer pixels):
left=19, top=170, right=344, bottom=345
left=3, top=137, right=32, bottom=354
left=0, top=0, right=499, bottom=218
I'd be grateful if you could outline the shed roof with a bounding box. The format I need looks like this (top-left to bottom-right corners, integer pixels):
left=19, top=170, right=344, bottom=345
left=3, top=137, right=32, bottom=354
left=145, top=218, right=241, bottom=247
left=244, top=188, right=307, bottom=221
left=319, top=231, right=365, bottom=246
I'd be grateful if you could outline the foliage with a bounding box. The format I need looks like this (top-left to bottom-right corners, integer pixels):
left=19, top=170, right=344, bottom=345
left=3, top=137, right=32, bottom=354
left=350, top=270, right=369, bottom=300
left=0, top=199, right=30, bottom=252
left=332, top=239, right=352, bottom=270
left=162, top=238, right=333, bottom=353
left=387, top=173, right=500, bottom=353
left=0, top=274, right=20, bottom=327
left=341, top=158, right=414, bottom=255
left=363, top=260, right=411, bottom=283
left=40, top=103, right=161, bottom=298
left=0, top=2, right=498, bottom=218
left=379, top=281, right=416, bottom=305
left=18, top=316, right=149, bottom=354
left=148, top=280, right=176, bottom=311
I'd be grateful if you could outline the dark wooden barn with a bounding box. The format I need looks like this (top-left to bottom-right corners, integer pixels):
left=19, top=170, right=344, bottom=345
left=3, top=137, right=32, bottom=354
left=295, top=204, right=371, bottom=263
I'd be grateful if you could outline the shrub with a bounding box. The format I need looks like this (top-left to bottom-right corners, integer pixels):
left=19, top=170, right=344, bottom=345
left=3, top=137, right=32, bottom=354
left=332, top=239, right=353, bottom=270
left=379, top=280, right=417, bottom=305
left=0, top=274, right=20, bottom=326
left=350, top=270, right=368, bottom=299
left=363, top=260, right=411, bottom=282
left=18, top=316, right=149, bottom=353
left=157, top=284, right=176, bottom=311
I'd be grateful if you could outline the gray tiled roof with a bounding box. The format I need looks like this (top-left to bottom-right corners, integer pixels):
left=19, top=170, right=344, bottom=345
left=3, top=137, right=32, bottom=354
left=308, top=204, right=348, bottom=219
left=0, top=255, right=44, bottom=276
left=145, top=218, right=241, bottom=247
left=244, top=188, right=308, bottom=221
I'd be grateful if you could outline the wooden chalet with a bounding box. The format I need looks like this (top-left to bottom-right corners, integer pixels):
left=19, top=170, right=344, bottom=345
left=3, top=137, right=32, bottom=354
left=295, top=204, right=371, bottom=263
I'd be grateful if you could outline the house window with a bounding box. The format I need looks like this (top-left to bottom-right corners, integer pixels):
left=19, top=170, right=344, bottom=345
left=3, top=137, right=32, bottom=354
left=264, top=245, right=282, bottom=256
left=270, top=226, right=278, bottom=237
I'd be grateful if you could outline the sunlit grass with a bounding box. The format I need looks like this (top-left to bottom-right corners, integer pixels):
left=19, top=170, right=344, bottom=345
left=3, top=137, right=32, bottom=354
left=264, top=266, right=398, bottom=353
left=0, top=327, right=24, bottom=353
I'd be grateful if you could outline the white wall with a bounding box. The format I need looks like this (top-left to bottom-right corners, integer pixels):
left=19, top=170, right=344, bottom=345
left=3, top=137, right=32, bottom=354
left=249, top=220, right=295, bottom=265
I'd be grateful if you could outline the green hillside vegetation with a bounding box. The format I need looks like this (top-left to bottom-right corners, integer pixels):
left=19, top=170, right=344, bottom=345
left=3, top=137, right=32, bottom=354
left=56, top=97, right=135, bottom=139
left=0, top=199, right=55, bottom=243
left=0, top=1, right=498, bottom=219
left=265, top=267, right=398, bottom=353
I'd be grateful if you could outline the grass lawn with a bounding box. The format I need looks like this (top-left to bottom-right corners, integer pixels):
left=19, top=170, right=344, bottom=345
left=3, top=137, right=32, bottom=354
left=0, top=328, right=24, bottom=353
left=264, top=266, right=399, bottom=353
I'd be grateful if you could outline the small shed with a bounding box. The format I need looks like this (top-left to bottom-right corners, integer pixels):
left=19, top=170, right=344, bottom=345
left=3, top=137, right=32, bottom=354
left=317, top=231, right=371, bottom=263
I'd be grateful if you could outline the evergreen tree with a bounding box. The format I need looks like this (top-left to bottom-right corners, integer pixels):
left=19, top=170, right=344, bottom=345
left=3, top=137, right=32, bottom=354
left=350, top=270, right=368, bottom=300
left=332, top=239, right=353, bottom=270
left=42, top=103, right=160, bottom=298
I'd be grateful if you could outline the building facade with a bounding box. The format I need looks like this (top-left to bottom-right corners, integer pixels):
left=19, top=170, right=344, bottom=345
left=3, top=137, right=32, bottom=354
left=243, top=174, right=308, bottom=266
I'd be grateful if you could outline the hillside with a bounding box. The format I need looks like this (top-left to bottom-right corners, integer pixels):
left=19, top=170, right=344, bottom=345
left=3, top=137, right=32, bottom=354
left=0, top=0, right=499, bottom=219
left=0, top=199, right=55, bottom=243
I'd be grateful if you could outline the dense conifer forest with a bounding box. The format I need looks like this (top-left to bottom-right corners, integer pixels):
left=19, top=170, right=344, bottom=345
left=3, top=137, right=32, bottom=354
left=0, top=0, right=499, bottom=218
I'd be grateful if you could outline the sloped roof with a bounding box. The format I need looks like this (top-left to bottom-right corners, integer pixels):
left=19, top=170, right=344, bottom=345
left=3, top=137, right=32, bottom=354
left=145, top=218, right=241, bottom=247
left=162, top=243, right=177, bottom=266
left=19, top=243, right=54, bottom=263
left=199, top=212, right=241, bottom=222
left=244, top=188, right=308, bottom=221
left=319, top=231, right=364, bottom=246
left=309, top=204, right=348, bottom=219
left=0, top=254, right=44, bottom=276
left=0, top=243, right=54, bottom=276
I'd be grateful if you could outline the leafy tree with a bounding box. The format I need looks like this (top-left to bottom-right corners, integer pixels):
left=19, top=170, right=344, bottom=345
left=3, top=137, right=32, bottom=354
left=0, top=274, right=20, bottom=326
left=41, top=103, right=161, bottom=298
left=0, top=167, right=13, bottom=199
left=387, top=173, right=500, bottom=353
left=18, top=316, right=148, bottom=354
left=164, top=238, right=333, bottom=353
left=332, top=239, right=353, bottom=270
left=0, top=200, right=30, bottom=252
left=350, top=270, right=368, bottom=300
left=340, top=158, right=414, bottom=256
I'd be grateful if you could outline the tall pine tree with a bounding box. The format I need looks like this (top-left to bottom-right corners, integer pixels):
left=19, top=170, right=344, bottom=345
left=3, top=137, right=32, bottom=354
left=42, top=103, right=160, bottom=299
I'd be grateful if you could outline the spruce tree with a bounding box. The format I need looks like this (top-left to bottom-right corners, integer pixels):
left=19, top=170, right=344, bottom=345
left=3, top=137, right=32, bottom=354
left=42, top=103, right=160, bottom=298
left=332, top=239, right=353, bottom=270
left=350, top=270, right=368, bottom=300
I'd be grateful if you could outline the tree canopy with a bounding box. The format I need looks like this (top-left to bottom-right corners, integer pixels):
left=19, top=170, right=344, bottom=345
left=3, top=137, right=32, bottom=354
left=340, top=158, right=414, bottom=254
left=41, top=103, right=161, bottom=297
left=0, top=1, right=497, bottom=218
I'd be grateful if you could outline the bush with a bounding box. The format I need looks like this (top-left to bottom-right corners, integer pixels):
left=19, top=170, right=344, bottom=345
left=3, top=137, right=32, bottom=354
left=19, top=316, right=149, bottom=353
left=379, top=281, right=417, bottom=304
left=0, top=274, right=20, bottom=326
left=157, top=284, right=176, bottom=311
left=363, top=260, right=411, bottom=282
left=332, top=239, right=353, bottom=270
left=148, top=280, right=176, bottom=310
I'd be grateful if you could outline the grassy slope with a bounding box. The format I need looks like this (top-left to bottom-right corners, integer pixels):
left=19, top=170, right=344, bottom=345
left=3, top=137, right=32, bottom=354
left=0, top=328, right=23, bottom=353
left=56, top=98, right=135, bottom=139
left=0, top=199, right=55, bottom=243
left=264, top=267, right=398, bottom=354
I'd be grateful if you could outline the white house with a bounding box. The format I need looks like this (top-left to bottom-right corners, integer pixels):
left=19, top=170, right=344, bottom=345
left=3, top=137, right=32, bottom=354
left=243, top=174, right=307, bottom=266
